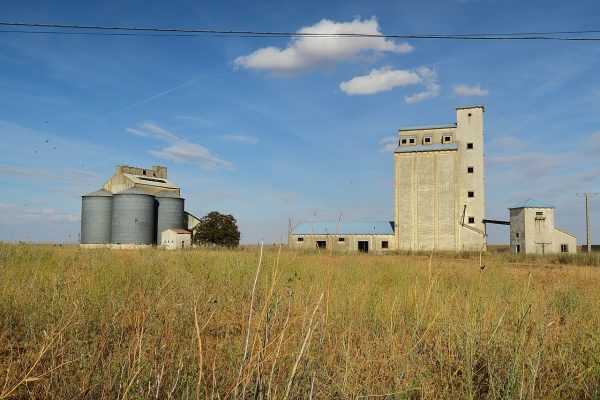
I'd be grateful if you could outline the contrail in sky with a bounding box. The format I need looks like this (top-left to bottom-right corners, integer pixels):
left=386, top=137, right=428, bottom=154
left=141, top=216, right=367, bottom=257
left=83, top=75, right=205, bottom=127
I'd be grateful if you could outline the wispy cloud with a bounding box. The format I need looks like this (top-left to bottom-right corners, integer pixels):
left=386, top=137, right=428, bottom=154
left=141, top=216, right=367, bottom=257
left=489, top=136, right=527, bottom=152
left=0, top=203, right=79, bottom=223
left=453, top=83, right=489, bottom=97
left=0, top=163, right=53, bottom=180
left=219, top=135, right=259, bottom=144
left=234, top=17, right=413, bottom=75
left=339, top=67, right=421, bottom=95
left=127, top=122, right=233, bottom=171
left=404, top=67, right=440, bottom=103
left=378, top=136, right=398, bottom=153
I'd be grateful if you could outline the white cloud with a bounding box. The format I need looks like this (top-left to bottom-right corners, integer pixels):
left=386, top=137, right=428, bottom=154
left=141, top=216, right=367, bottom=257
left=126, top=128, right=148, bottom=137
left=219, top=135, right=259, bottom=144
left=378, top=136, right=398, bottom=153
left=126, top=122, right=233, bottom=171
left=339, top=67, right=421, bottom=95
left=150, top=143, right=233, bottom=171
left=453, top=83, right=489, bottom=97
left=234, top=17, right=413, bottom=74
left=404, top=67, right=440, bottom=103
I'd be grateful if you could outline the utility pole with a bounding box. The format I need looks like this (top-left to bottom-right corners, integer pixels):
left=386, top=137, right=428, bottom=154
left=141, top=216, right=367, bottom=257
left=576, top=193, right=600, bottom=252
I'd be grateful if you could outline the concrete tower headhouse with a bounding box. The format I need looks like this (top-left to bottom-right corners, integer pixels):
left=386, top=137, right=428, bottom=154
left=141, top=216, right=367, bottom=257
left=394, top=106, right=486, bottom=251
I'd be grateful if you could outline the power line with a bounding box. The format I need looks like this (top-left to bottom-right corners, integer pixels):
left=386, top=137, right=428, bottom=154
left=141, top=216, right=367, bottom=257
left=1, top=21, right=600, bottom=41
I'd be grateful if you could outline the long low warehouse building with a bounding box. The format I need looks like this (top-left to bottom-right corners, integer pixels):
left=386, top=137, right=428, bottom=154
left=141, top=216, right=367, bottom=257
left=288, top=221, right=395, bottom=253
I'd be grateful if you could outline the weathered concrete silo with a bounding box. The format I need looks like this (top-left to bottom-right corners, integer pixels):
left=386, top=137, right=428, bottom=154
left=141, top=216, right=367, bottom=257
left=81, top=189, right=113, bottom=244
left=111, top=188, right=157, bottom=244
left=156, top=190, right=185, bottom=243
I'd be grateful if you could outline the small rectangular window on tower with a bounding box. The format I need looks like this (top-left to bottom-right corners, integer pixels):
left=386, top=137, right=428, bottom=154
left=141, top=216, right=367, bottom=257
left=468, top=217, right=475, bottom=224
left=381, top=241, right=389, bottom=249
left=401, top=139, right=407, bottom=144
left=467, top=143, right=474, bottom=149
left=467, top=166, right=474, bottom=173
left=423, top=136, right=432, bottom=145
left=338, top=237, right=345, bottom=242
left=443, top=134, right=452, bottom=143
left=468, top=191, right=474, bottom=198
left=297, top=237, right=304, bottom=242
left=409, top=138, right=415, bottom=144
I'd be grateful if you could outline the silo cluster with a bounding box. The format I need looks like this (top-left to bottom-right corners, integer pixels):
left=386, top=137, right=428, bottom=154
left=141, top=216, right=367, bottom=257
left=81, top=188, right=185, bottom=245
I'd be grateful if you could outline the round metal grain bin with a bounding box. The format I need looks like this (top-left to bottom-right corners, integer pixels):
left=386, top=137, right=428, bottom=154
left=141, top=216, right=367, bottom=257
left=156, top=190, right=185, bottom=243
left=81, top=189, right=113, bottom=244
left=111, top=188, right=157, bottom=244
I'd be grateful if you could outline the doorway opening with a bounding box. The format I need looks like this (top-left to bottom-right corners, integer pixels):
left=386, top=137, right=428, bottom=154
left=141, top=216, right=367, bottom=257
left=316, top=241, right=326, bottom=249
left=358, top=241, right=369, bottom=253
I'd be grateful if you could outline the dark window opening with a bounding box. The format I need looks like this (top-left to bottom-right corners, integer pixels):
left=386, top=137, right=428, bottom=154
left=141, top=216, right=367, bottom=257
left=468, top=217, right=475, bottom=224
left=143, top=170, right=146, bottom=175
left=381, top=241, right=389, bottom=249
left=561, top=244, right=569, bottom=253
left=139, top=177, right=167, bottom=183
left=358, top=241, right=369, bottom=253
left=467, top=143, right=474, bottom=149
left=424, top=137, right=431, bottom=144
left=536, top=211, right=543, bottom=216
left=468, top=191, right=475, bottom=198
left=401, top=139, right=407, bottom=144
left=338, top=237, right=345, bottom=242
left=444, top=136, right=451, bottom=142
left=516, top=232, right=520, bottom=238
left=516, top=244, right=521, bottom=253
left=297, top=237, right=304, bottom=242
left=409, top=138, right=415, bottom=144
left=467, top=167, right=474, bottom=173
left=316, top=241, right=326, bottom=249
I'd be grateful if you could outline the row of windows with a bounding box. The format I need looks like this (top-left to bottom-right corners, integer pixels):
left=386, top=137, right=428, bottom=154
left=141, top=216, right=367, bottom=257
left=515, top=244, right=569, bottom=253
left=296, top=237, right=389, bottom=249
left=399, top=136, right=475, bottom=149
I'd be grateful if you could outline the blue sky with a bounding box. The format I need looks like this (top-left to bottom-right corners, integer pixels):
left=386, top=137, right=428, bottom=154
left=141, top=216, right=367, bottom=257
left=1, top=0, right=599, bottom=244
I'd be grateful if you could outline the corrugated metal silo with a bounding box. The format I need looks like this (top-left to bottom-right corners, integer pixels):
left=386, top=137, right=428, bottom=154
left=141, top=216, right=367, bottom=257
left=81, top=189, right=113, bottom=244
left=156, top=190, right=185, bottom=243
left=111, top=188, right=157, bottom=244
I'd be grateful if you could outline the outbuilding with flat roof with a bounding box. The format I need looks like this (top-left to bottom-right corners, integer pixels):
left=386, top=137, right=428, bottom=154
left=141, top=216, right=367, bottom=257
left=288, top=221, right=394, bottom=253
left=509, top=198, right=576, bottom=254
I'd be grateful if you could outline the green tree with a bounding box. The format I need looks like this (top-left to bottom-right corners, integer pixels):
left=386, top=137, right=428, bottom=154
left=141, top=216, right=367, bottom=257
left=192, top=211, right=240, bottom=247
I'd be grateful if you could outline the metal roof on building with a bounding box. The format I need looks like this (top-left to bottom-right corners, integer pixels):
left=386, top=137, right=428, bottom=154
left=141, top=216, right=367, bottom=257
left=509, top=198, right=554, bottom=209
left=115, top=187, right=155, bottom=196
left=164, top=228, right=190, bottom=234
left=395, top=143, right=459, bottom=153
left=456, top=105, right=485, bottom=111
left=290, top=221, right=394, bottom=235
left=123, top=173, right=179, bottom=190
left=83, top=188, right=113, bottom=197
left=398, top=123, right=456, bottom=132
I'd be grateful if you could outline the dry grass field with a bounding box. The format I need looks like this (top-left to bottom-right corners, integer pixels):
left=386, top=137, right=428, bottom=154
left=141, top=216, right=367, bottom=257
left=1, top=244, right=600, bottom=399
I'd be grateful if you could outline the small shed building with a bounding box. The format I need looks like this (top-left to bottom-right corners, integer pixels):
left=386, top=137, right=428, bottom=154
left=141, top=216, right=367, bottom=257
left=509, top=199, right=576, bottom=254
left=161, top=228, right=192, bottom=250
left=288, top=221, right=395, bottom=253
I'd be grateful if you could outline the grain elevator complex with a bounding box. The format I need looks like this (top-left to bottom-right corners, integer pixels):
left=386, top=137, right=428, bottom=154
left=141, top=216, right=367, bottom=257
left=289, top=105, right=577, bottom=254
left=80, top=165, right=197, bottom=248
